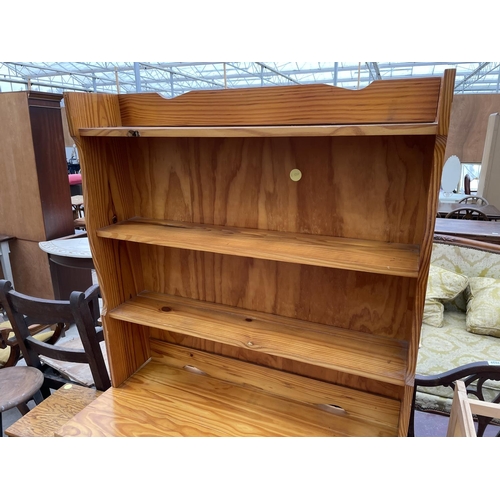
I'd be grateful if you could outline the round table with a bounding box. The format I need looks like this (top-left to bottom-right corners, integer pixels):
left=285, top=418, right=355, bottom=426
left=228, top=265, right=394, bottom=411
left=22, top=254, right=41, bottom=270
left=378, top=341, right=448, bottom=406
left=38, top=237, right=94, bottom=270
left=0, top=366, right=44, bottom=436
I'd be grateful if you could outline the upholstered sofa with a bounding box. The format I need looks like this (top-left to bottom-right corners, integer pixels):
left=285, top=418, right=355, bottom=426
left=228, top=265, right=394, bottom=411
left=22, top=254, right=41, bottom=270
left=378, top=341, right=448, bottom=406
left=415, top=235, right=500, bottom=418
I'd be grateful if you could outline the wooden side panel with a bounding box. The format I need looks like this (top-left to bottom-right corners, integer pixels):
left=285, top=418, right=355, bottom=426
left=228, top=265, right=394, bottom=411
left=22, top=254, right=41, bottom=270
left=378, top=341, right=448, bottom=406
left=28, top=101, right=75, bottom=240
left=117, top=79, right=441, bottom=126
left=8, top=239, right=54, bottom=299
left=105, top=135, right=434, bottom=245
left=445, top=94, right=500, bottom=163
left=64, top=93, right=123, bottom=139
left=0, top=93, right=45, bottom=241
left=60, top=107, right=76, bottom=147
left=64, top=93, right=149, bottom=387
left=436, top=69, right=456, bottom=136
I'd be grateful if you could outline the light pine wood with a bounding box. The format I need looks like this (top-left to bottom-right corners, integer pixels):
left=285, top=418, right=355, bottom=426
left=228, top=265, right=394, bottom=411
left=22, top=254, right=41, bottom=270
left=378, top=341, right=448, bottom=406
left=109, top=291, right=408, bottom=385
left=116, top=79, right=442, bottom=127
left=98, top=218, right=421, bottom=277
left=436, top=69, right=456, bottom=136
left=64, top=93, right=150, bottom=387
left=133, top=246, right=416, bottom=340
left=79, top=123, right=439, bottom=138
left=150, top=340, right=400, bottom=431
left=446, top=382, right=500, bottom=437
left=151, top=329, right=405, bottom=400
left=63, top=70, right=455, bottom=436
left=5, top=384, right=102, bottom=437
left=88, top=135, right=435, bottom=245
left=56, top=359, right=397, bottom=437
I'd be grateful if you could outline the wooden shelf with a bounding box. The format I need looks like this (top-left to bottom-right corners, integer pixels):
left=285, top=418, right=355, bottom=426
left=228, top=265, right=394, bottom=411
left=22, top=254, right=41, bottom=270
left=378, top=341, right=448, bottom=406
left=79, top=123, right=438, bottom=138
left=56, top=359, right=399, bottom=436
left=97, top=218, right=420, bottom=277
left=108, top=291, right=408, bottom=386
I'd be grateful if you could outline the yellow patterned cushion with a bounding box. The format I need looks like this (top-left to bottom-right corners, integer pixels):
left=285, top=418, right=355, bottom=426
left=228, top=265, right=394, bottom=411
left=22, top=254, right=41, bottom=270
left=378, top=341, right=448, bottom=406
left=423, top=265, right=469, bottom=327
left=466, top=277, right=500, bottom=338
left=0, top=329, right=55, bottom=366
left=423, top=299, right=444, bottom=327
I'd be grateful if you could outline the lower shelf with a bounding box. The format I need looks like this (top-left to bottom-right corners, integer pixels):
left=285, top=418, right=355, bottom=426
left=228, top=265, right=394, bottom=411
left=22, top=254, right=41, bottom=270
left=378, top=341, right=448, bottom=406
left=55, top=342, right=400, bottom=436
left=108, top=291, right=409, bottom=386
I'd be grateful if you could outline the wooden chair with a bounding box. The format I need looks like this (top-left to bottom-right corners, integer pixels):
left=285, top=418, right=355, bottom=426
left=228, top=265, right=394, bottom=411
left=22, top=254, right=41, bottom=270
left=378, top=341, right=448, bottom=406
left=0, top=318, right=65, bottom=368
left=464, top=174, right=471, bottom=195
left=445, top=207, right=489, bottom=221
left=408, top=361, right=500, bottom=437
left=458, top=195, right=489, bottom=206
left=0, top=280, right=111, bottom=396
left=447, top=380, right=500, bottom=437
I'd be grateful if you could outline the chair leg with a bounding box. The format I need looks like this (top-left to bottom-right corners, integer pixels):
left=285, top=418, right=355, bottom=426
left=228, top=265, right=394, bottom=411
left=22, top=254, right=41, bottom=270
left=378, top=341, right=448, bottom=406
left=407, top=386, right=417, bottom=437
left=16, top=403, right=30, bottom=416
left=33, top=390, right=44, bottom=405
left=0, top=411, right=3, bottom=437
left=40, top=382, right=51, bottom=400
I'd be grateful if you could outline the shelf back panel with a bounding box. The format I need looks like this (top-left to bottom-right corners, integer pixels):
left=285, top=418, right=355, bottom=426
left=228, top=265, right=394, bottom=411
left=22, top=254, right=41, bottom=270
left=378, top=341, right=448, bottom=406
left=93, top=135, right=435, bottom=246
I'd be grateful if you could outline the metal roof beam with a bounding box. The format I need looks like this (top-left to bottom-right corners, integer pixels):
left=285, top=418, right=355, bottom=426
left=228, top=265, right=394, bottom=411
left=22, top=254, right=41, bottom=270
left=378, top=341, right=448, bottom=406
left=455, top=63, right=500, bottom=91
left=256, top=63, right=302, bottom=85
left=139, top=62, right=225, bottom=88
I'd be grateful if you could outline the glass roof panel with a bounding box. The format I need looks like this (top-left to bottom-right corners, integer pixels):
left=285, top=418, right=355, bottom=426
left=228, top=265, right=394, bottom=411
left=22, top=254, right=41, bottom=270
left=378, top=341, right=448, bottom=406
left=1, top=62, right=499, bottom=96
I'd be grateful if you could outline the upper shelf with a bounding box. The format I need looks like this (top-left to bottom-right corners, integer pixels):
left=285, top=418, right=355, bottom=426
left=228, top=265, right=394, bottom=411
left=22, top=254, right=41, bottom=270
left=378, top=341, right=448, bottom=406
left=78, top=123, right=439, bottom=138
left=97, top=218, right=420, bottom=277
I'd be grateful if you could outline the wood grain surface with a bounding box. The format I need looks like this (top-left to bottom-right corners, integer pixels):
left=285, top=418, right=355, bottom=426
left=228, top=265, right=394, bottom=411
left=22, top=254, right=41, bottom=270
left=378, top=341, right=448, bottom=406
left=0, top=92, right=45, bottom=241
left=91, top=134, right=434, bottom=245
left=97, top=218, right=420, bottom=277
left=109, top=291, right=408, bottom=385
left=115, top=244, right=415, bottom=341
left=56, top=359, right=398, bottom=437
left=5, top=384, right=102, bottom=437
left=150, top=340, right=401, bottom=431
left=116, top=79, right=442, bottom=127
left=79, top=123, right=439, bottom=138
left=434, top=218, right=500, bottom=243
left=62, top=71, right=454, bottom=436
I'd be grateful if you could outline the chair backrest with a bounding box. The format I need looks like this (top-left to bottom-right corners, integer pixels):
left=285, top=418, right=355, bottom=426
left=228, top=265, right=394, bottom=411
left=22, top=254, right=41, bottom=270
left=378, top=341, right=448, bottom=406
left=458, top=195, right=489, bottom=206
left=445, top=207, right=489, bottom=220
left=464, top=174, right=471, bottom=195
left=0, top=280, right=110, bottom=392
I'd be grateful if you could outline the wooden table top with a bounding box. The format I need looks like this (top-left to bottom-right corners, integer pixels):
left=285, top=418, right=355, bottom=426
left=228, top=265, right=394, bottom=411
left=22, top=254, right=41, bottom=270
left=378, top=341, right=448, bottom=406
left=437, top=202, right=500, bottom=219
left=5, top=383, right=102, bottom=437
left=434, top=218, right=500, bottom=243
left=0, top=366, right=43, bottom=412
left=38, top=236, right=93, bottom=269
